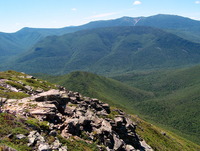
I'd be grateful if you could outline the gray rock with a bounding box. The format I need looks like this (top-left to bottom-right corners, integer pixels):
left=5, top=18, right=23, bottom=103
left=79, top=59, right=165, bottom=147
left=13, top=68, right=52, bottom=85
left=35, top=88, right=44, bottom=93
left=28, top=137, right=36, bottom=146
left=64, top=106, right=75, bottom=116
left=16, top=134, right=26, bottom=139
left=69, top=97, right=78, bottom=104
left=27, top=131, right=37, bottom=146
left=96, top=110, right=108, bottom=116
left=30, top=108, right=56, bottom=116
left=39, top=103, right=56, bottom=109
left=38, top=143, right=51, bottom=151
left=100, top=120, right=112, bottom=133
left=64, top=118, right=80, bottom=135
left=28, top=131, right=45, bottom=146
left=140, top=140, right=153, bottom=151
left=10, top=86, right=19, bottom=92
left=60, top=93, right=70, bottom=102
left=52, top=139, right=61, bottom=150
left=114, top=116, right=125, bottom=127
left=36, top=135, right=45, bottom=143
left=125, top=145, right=136, bottom=151
left=26, top=75, right=33, bottom=79
left=113, top=134, right=124, bottom=150
left=102, top=103, right=110, bottom=113
left=25, top=85, right=32, bottom=91
left=7, top=134, right=14, bottom=139
left=59, top=146, right=68, bottom=151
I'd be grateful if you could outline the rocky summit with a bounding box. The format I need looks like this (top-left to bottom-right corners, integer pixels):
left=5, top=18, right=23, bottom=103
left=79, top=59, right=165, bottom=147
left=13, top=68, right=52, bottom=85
left=0, top=71, right=153, bottom=151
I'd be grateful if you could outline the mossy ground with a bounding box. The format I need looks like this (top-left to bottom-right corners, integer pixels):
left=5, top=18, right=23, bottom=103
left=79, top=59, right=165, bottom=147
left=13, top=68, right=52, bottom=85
left=0, top=113, right=31, bottom=151
left=0, top=70, right=57, bottom=99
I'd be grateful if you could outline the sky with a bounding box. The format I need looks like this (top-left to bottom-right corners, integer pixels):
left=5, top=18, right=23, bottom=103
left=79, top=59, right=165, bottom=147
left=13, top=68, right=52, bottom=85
left=0, top=0, right=200, bottom=33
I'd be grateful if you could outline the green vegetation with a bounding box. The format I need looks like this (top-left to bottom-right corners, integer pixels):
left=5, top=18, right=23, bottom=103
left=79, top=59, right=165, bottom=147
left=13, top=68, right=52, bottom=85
left=38, top=69, right=200, bottom=148
left=6, top=81, right=27, bottom=91
left=112, top=65, right=200, bottom=144
left=0, top=91, right=29, bottom=99
left=0, top=70, right=57, bottom=99
left=0, top=113, right=31, bottom=151
left=0, top=69, right=200, bottom=150
left=57, top=135, right=100, bottom=151
left=0, top=14, right=200, bottom=66
left=25, top=118, right=49, bottom=131
left=137, top=14, right=200, bottom=43
left=131, top=115, right=200, bottom=151
left=0, top=112, right=100, bottom=151
left=4, top=25, right=200, bottom=75
left=39, top=71, right=153, bottom=109
left=96, top=107, right=121, bottom=120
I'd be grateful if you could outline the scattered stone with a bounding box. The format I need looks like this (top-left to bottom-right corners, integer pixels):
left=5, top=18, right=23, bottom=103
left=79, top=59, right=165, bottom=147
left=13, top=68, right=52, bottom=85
left=125, top=144, right=135, bottom=151
left=36, top=88, right=44, bottom=93
left=28, top=131, right=45, bottom=147
left=38, top=143, right=50, bottom=151
left=26, top=75, right=33, bottom=79
left=113, top=134, right=124, bottom=150
left=161, top=131, right=166, bottom=136
left=140, top=140, right=154, bottom=151
left=16, top=134, right=26, bottom=139
left=51, top=139, right=61, bottom=150
left=7, top=134, right=14, bottom=139
left=59, top=146, right=68, bottom=151
left=25, top=85, right=32, bottom=91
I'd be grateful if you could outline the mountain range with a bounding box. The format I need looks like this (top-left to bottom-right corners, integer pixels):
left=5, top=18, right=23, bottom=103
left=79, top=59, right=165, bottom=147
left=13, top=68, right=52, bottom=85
left=2, top=26, right=200, bottom=75
left=1, top=14, right=200, bottom=73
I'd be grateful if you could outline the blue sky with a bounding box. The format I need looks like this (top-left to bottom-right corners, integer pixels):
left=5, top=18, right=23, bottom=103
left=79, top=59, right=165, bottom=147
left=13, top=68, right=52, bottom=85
left=0, top=0, right=200, bottom=33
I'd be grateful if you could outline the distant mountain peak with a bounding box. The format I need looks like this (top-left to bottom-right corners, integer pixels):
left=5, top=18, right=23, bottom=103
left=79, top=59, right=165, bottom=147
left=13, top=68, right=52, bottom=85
left=117, top=16, right=144, bottom=25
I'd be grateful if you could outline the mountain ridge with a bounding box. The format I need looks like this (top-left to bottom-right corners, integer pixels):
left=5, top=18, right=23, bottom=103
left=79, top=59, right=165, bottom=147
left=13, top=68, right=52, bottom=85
left=4, top=26, right=200, bottom=75
left=1, top=14, right=200, bottom=63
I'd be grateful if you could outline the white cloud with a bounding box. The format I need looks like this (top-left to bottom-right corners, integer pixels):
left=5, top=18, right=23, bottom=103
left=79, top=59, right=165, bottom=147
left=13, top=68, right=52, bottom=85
left=85, top=12, right=118, bottom=19
left=195, top=1, right=200, bottom=4
left=71, top=8, right=77, bottom=11
left=133, top=1, right=142, bottom=5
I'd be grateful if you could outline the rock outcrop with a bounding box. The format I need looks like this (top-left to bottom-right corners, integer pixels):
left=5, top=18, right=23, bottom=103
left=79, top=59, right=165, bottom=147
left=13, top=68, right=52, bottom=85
left=2, top=87, right=153, bottom=151
left=0, top=71, right=153, bottom=150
